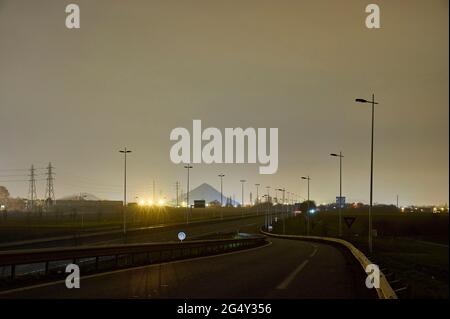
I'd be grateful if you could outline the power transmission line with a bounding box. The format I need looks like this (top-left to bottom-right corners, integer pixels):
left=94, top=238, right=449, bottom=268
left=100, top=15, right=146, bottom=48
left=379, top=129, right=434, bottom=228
left=44, top=162, right=55, bottom=208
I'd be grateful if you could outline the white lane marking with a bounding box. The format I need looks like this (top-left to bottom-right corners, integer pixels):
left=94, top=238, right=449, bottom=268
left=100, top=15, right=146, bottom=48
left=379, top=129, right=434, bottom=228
left=309, top=245, right=318, bottom=258
left=276, top=259, right=309, bottom=290
left=0, top=241, right=273, bottom=296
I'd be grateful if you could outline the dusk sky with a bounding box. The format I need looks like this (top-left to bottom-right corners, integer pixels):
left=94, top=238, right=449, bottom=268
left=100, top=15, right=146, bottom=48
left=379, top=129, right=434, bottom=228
left=0, top=0, right=448, bottom=205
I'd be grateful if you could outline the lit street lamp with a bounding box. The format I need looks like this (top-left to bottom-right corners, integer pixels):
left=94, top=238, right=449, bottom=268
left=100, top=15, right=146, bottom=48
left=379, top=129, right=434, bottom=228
left=356, top=94, right=379, bottom=254
left=330, top=152, right=344, bottom=237
left=119, top=147, right=132, bottom=236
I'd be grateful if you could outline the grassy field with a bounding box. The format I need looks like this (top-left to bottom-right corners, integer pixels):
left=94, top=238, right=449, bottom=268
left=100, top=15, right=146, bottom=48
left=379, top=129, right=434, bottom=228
left=271, top=209, right=449, bottom=299
left=0, top=205, right=271, bottom=243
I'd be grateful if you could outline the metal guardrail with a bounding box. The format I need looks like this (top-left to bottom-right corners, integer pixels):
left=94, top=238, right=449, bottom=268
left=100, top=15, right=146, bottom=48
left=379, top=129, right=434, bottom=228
left=0, top=236, right=267, bottom=281
left=260, top=230, right=398, bottom=299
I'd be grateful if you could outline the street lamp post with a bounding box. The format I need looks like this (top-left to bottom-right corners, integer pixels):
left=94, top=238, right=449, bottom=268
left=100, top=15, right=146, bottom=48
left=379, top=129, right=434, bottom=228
left=240, top=180, right=246, bottom=217
left=218, top=174, right=225, bottom=219
left=277, top=188, right=286, bottom=234
left=301, top=176, right=311, bottom=236
left=184, top=164, right=193, bottom=224
left=356, top=94, right=378, bottom=254
left=266, top=186, right=271, bottom=229
left=331, top=152, right=344, bottom=237
left=119, top=147, right=132, bottom=237
left=255, top=184, right=260, bottom=215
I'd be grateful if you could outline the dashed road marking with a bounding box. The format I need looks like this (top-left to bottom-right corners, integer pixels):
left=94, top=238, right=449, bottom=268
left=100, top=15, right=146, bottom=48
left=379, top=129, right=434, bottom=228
left=276, top=260, right=309, bottom=290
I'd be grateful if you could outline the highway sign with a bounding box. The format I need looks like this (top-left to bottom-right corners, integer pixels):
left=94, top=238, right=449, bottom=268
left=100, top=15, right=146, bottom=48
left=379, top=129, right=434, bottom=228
left=336, top=196, right=346, bottom=207
left=194, top=200, right=206, bottom=208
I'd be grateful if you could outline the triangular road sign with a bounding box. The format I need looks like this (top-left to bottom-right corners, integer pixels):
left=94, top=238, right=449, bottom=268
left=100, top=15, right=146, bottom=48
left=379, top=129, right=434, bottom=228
left=344, top=217, right=356, bottom=228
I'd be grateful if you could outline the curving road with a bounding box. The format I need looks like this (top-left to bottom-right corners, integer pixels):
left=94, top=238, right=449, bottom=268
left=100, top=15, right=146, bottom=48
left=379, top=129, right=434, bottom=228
left=0, top=237, right=377, bottom=299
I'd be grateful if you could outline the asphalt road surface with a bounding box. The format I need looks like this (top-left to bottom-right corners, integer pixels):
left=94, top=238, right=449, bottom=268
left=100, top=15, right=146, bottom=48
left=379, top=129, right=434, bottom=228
left=0, top=237, right=377, bottom=299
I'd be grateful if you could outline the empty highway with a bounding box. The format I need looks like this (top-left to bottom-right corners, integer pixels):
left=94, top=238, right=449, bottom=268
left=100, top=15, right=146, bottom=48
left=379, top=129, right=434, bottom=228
left=0, top=237, right=377, bottom=299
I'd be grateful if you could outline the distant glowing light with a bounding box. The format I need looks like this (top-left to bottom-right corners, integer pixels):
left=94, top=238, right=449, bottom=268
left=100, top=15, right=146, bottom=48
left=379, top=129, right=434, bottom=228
left=138, top=200, right=146, bottom=206
left=309, top=208, right=316, bottom=214
left=158, top=199, right=165, bottom=206
left=181, top=201, right=187, bottom=207
left=147, top=200, right=153, bottom=206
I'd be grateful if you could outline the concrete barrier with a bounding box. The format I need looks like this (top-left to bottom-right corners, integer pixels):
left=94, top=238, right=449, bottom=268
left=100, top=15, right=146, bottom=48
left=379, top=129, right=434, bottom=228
left=260, top=230, right=398, bottom=299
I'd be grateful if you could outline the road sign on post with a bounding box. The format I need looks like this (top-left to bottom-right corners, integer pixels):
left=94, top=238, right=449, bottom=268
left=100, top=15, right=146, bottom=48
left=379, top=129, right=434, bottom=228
left=344, top=217, right=356, bottom=228
left=336, top=196, right=346, bottom=207
left=178, top=231, right=186, bottom=242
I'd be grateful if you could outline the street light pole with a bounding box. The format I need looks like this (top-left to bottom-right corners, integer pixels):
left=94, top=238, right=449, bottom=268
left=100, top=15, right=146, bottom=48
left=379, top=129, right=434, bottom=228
left=240, top=180, right=246, bottom=217
left=266, top=186, right=271, bottom=229
left=255, top=183, right=260, bottom=215
left=331, top=152, right=344, bottom=237
left=356, top=94, right=378, bottom=254
left=184, top=164, right=193, bottom=224
left=277, top=188, right=286, bottom=234
left=301, top=176, right=311, bottom=236
left=119, top=147, right=132, bottom=236
left=218, top=174, right=225, bottom=219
